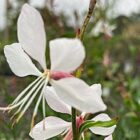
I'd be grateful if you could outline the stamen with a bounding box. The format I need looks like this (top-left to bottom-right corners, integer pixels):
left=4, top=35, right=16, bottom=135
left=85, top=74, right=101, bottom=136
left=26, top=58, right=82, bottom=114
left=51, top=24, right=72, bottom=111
left=81, top=133, right=85, bottom=140
left=42, top=95, right=46, bottom=118
left=31, top=115, right=35, bottom=130
left=11, top=76, right=42, bottom=106
left=0, top=100, right=24, bottom=111
left=0, top=77, right=45, bottom=111
left=15, top=81, right=45, bottom=123
left=42, top=75, right=50, bottom=130
left=31, top=89, right=44, bottom=128
left=10, top=78, right=45, bottom=120
left=31, top=77, right=49, bottom=130
left=1, top=72, right=51, bottom=126
left=42, top=96, right=46, bottom=130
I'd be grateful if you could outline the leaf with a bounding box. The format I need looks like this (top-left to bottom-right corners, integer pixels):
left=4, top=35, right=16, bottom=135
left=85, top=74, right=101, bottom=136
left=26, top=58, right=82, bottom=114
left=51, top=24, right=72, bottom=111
left=79, top=117, right=118, bottom=134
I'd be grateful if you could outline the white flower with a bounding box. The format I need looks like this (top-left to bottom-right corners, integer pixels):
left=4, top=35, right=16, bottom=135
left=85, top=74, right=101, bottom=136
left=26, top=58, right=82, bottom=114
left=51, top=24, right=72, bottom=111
left=30, top=116, right=71, bottom=140
left=90, top=20, right=116, bottom=37
left=30, top=113, right=116, bottom=140
left=89, top=114, right=116, bottom=140
left=0, top=4, right=106, bottom=123
left=30, top=86, right=113, bottom=140
left=46, top=0, right=90, bottom=28
left=44, top=83, right=107, bottom=114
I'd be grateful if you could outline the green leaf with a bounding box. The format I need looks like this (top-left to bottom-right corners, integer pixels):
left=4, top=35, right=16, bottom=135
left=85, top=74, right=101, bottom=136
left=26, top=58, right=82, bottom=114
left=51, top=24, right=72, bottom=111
left=79, top=118, right=118, bottom=134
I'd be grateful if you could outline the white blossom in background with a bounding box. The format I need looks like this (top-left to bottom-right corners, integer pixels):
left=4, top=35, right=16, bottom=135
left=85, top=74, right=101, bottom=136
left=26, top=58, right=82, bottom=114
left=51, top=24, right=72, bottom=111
left=30, top=87, right=116, bottom=140
left=90, top=20, right=116, bottom=37
left=0, top=4, right=106, bottom=123
left=103, top=87, right=111, bottom=97
left=124, top=62, right=133, bottom=73
left=0, top=0, right=140, bottom=30
left=44, top=0, right=140, bottom=29
left=0, top=0, right=6, bottom=30
left=45, top=0, right=90, bottom=28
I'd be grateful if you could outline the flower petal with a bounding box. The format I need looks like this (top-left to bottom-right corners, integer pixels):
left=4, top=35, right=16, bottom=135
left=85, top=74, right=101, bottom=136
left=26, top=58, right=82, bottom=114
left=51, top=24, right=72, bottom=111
left=51, top=77, right=107, bottom=113
left=44, top=86, right=71, bottom=114
left=50, top=38, right=85, bottom=72
left=90, top=84, right=106, bottom=108
left=90, top=84, right=102, bottom=96
left=18, top=4, right=46, bottom=69
left=104, top=135, right=113, bottom=140
left=4, top=43, right=41, bottom=77
left=89, top=113, right=116, bottom=136
left=30, top=116, right=71, bottom=140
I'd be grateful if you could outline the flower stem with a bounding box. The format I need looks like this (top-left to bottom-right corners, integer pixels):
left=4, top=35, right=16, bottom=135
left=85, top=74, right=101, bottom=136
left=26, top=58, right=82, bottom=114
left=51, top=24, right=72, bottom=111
left=72, top=1, right=97, bottom=140
left=72, top=107, right=77, bottom=140
left=79, top=0, right=97, bottom=40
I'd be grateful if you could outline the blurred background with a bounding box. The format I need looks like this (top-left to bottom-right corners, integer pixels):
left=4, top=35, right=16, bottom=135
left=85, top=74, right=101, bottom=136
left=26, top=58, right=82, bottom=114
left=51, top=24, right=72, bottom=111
left=0, top=0, right=140, bottom=139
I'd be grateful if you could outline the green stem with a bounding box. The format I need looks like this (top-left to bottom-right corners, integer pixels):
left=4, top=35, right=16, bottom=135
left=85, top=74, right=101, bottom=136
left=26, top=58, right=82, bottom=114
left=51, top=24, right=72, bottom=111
left=72, top=1, right=97, bottom=140
left=79, top=0, right=97, bottom=40
left=72, top=107, right=77, bottom=140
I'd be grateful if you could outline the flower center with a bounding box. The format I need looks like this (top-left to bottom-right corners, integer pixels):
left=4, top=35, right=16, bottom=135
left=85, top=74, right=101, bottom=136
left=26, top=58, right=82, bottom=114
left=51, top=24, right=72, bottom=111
left=43, top=69, right=73, bottom=80
left=43, top=69, right=50, bottom=77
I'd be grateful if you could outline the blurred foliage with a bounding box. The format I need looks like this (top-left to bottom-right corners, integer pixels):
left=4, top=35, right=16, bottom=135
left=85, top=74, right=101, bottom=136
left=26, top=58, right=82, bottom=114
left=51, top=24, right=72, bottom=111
left=0, top=0, right=140, bottom=140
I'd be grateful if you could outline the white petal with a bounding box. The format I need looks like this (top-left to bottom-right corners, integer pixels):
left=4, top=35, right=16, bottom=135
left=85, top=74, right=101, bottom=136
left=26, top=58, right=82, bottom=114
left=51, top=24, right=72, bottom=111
left=18, top=4, right=46, bottom=69
left=90, top=84, right=106, bottom=108
left=4, top=43, right=41, bottom=77
left=30, top=116, right=71, bottom=140
left=104, top=135, right=113, bottom=140
left=89, top=113, right=116, bottom=136
left=90, top=84, right=102, bottom=96
left=50, top=38, right=85, bottom=72
left=51, top=78, right=107, bottom=113
left=44, top=86, right=71, bottom=114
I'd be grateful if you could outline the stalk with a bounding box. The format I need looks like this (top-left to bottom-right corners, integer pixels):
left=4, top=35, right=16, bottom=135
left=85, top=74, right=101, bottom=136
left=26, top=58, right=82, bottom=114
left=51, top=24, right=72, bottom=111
left=79, top=0, right=97, bottom=40
left=71, top=0, right=97, bottom=140
left=72, top=107, right=77, bottom=140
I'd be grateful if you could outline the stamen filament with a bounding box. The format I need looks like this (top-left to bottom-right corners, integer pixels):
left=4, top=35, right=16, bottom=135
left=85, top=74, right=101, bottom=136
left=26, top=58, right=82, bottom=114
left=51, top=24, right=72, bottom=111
left=0, top=100, right=24, bottom=111
left=82, top=133, right=85, bottom=140
left=31, top=77, right=49, bottom=129
left=42, top=95, right=46, bottom=118
left=16, top=81, right=45, bottom=123
left=11, top=76, right=42, bottom=106
left=10, top=78, right=45, bottom=120
left=0, top=77, right=45, bottom=111
left=31, top=89, right=44, bottom=128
